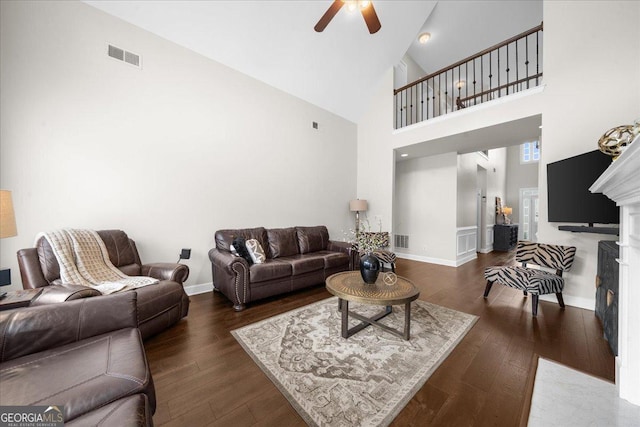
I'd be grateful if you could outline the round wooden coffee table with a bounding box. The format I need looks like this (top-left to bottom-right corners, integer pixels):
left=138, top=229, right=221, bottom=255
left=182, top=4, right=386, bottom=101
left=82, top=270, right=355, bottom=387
left=325, top=270, right=420, bottom=340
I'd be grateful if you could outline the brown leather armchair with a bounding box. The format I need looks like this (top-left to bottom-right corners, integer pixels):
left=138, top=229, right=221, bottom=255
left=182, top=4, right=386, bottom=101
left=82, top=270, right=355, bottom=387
left=0, top=292, right=155, bottom=426
left=17, top=229, right=190, bottom=339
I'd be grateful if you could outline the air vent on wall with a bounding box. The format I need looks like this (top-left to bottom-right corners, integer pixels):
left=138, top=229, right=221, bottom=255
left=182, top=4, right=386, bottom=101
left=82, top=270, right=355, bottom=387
left=394, top=234, right=409, bottom=249
left=108, top=44, right=141, bottom=68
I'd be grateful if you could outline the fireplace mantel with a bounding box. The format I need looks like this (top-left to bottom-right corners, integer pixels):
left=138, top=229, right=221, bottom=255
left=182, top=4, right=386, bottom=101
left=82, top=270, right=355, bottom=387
left=591, top=134, right=640, bottom=406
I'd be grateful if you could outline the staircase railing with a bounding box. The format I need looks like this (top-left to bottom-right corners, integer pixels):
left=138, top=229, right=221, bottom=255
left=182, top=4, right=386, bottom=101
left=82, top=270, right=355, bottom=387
left=394, top=23, right=543, bottom=129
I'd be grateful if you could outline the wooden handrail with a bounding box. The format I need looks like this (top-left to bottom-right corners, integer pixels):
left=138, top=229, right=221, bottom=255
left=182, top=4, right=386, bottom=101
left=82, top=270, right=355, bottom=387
left=456, top=73, right=543, bottom=105
left=394, top=22, right=543, bottom=95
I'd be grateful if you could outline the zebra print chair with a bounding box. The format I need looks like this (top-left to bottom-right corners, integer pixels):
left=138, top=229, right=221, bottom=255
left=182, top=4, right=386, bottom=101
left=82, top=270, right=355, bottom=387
left=483, top=241, right=577, bottom=316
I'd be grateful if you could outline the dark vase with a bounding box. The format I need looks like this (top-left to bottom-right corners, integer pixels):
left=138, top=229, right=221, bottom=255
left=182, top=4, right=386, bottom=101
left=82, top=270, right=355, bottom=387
left=359, top=253, right=380, bottom=284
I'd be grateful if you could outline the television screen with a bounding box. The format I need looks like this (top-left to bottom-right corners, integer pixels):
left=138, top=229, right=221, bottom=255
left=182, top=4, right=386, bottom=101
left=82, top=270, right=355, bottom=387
left=547, top=150, right=619, bottom=224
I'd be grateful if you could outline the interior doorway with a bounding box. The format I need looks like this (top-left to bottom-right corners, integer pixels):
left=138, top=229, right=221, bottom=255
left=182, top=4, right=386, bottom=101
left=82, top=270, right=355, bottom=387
left=519, top=188, right=539, bottom=241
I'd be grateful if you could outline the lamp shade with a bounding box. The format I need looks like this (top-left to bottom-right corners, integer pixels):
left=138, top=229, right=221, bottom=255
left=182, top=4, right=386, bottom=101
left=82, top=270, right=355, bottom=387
left=349, top=199, right=368, bottom=212
left=0, top=190, right=17, bottom=238
left=502, top=207, right=513, bottom=216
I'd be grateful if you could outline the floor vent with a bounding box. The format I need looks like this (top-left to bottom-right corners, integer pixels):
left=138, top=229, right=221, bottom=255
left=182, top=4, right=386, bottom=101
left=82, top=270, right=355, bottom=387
left=108, top=44, right=141, bottom=68
left=394, top=234, right=409, bottom=249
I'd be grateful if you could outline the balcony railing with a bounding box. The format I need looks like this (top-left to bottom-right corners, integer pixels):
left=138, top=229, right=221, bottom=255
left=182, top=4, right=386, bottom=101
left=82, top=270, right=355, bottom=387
left=394, top=23, right=543, bottom=129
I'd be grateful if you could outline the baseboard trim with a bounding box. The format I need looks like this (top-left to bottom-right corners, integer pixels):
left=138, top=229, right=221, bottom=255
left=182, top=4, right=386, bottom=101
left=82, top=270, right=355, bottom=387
left=455, top=253, right=477, bottom=267
left=184, top=282, right=214, bottom=296
left=479, top=245, right=493, bottom=254
left=396, top=253, right=457, bottom=267
left=539, top=293, right=594, bottom=311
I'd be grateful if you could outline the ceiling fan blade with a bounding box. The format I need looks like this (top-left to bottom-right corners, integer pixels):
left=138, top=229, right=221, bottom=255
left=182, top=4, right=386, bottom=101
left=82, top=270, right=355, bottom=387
left=361, top=2, right=381, bottom=34
left=314, top=0, right=345, bottom=32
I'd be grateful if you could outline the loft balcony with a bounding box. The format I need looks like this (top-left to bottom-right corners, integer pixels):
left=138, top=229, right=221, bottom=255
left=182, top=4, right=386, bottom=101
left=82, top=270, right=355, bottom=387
left=394, top=23, right=543, bottom=129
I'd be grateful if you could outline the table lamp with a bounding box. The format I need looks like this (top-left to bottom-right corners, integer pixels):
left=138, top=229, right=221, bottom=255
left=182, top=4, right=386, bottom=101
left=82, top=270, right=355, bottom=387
left=349, top=199, right=368, bottom=234
left=1, top=190, right=18, bottom=298
left=502, top=206, right=513, bottom=225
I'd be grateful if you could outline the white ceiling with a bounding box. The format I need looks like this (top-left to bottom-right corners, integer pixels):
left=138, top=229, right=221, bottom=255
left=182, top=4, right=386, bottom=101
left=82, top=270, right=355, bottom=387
left=406, top=1, right=542, bottom=78
left=85, top=0, right=437, bottom=123
left=85, top=1, right=541, bottom=123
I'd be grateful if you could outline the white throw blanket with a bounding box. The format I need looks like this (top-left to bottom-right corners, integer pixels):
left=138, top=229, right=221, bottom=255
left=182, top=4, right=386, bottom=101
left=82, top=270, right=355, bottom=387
left=38, top=229, right=158, bottom=294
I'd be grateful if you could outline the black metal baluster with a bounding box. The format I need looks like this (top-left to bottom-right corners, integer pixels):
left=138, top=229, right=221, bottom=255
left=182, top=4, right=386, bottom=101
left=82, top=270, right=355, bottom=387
left=497, top=47, right=501, bottom=98
left=473, top=58, right=476, bottom=105
left=481, top=55, right=483, bottom=104
left=465, top=61, right=468, bottom=103
left=515, top=39, right=519, bottom=92
left=526, top=34, right=530, bottom=89
left=488, top=51, right=492, bottom=103
left=407, top=86, right=413, bottom=125
left=536, top=30, right=540, bottom=86
left=431, top=77, right=435, bottom=119
left=400, top=91, right=403, bottom=128
left=456, top=65, right=460, bottom=109
left=506, top=42, right=510, bottom=95
left=438, top=74, right=441, bottom=116
left=413, top=85, right=417, bottom=124
left=445, top=72, right=448, bottom=114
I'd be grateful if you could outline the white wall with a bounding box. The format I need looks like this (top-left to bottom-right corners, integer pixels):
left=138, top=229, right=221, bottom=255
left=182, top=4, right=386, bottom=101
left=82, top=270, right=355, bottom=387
left=536, top=0, right=640, bottom=308
left=357, top=69, right=395, bottom=234
left=457, top=153, right=478, bottom=227
left=402, top=54, right=427, bottom=87
left=0, top=1, right=357, bottom=289
left=394, top=153, right=458, bottom=263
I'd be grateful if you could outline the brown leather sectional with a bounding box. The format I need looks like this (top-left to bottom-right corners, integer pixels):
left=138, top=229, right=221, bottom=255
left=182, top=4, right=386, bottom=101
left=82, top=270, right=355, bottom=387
left=209, top=225, right=353, bottom=310
left=16, top=229, right=190, bottom=339
left=0, top=292, right=155, bottom=426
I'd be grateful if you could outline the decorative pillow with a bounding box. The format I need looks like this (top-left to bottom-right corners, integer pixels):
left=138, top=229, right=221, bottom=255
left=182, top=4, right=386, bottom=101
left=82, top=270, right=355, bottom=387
left=229, top=244, right=239, bottom=256
left=245, top=239, right=266, bottom=264
left=232, top=236, right=253, bottom=265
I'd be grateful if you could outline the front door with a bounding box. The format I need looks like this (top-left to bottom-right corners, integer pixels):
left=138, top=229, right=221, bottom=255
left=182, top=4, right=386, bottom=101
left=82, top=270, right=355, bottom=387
left=520, top=188, right=539, bottom=241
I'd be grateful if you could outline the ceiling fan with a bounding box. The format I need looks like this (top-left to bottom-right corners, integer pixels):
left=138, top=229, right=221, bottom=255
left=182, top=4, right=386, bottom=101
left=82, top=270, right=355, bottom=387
left=314, top=0, right=381, bottom=34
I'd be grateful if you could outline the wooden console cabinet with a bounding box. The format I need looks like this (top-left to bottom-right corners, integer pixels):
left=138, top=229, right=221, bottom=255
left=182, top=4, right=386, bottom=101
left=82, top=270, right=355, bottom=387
left=595, top=240, right=619, bottom=355
left=493, top=224, right=518, bottom=251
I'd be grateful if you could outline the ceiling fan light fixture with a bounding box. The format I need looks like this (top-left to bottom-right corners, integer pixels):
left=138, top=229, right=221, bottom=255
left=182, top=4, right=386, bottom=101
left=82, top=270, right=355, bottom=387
left=418, top=32, right=431, bottom=44
left=316, top=0, right=380, bottom=34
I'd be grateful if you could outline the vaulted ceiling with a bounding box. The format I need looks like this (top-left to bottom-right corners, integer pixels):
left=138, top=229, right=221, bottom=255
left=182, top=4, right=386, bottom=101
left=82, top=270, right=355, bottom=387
left=85, top=1, right=542, bottom=123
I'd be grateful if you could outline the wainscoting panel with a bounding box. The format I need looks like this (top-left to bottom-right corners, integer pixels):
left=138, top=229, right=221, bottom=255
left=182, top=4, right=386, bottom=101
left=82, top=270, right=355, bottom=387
left=456, top=226, right=477, bottom=266
left=479, top=224, right=495, bottom=253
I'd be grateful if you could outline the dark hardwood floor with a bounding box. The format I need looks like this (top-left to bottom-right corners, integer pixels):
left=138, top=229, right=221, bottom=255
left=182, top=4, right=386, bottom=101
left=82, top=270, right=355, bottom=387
left=145, top=252, right=615, bottom=426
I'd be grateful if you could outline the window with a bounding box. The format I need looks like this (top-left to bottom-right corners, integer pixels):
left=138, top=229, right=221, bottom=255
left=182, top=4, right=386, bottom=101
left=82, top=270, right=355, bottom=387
left=521, top=141, right=540, bottom=163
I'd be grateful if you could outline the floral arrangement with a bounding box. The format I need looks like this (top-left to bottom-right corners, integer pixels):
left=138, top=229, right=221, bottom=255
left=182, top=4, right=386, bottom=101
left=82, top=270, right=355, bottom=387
left=344, top=220, right=389, bottom=255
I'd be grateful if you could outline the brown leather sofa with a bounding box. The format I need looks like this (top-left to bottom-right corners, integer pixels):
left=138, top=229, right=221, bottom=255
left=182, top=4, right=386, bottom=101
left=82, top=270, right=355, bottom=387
left=0, top=292, right=155, bottom=426
left=209, top=225, right=353, bottom=311
left=17, top=229, right=190, bottom=339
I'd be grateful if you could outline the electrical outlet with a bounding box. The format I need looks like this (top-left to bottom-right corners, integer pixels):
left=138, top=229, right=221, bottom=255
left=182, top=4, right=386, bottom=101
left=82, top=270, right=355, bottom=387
left=179, top=249, right=191, bottom=260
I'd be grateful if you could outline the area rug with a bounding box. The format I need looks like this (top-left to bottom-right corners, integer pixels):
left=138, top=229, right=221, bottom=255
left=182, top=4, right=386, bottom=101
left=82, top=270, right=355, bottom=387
left=232, top=297, right=477, bottom=426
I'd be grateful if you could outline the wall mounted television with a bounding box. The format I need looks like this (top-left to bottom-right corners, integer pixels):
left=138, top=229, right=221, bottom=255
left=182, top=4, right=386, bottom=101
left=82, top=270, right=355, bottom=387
left=547, top=150, right=619, bottom=225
